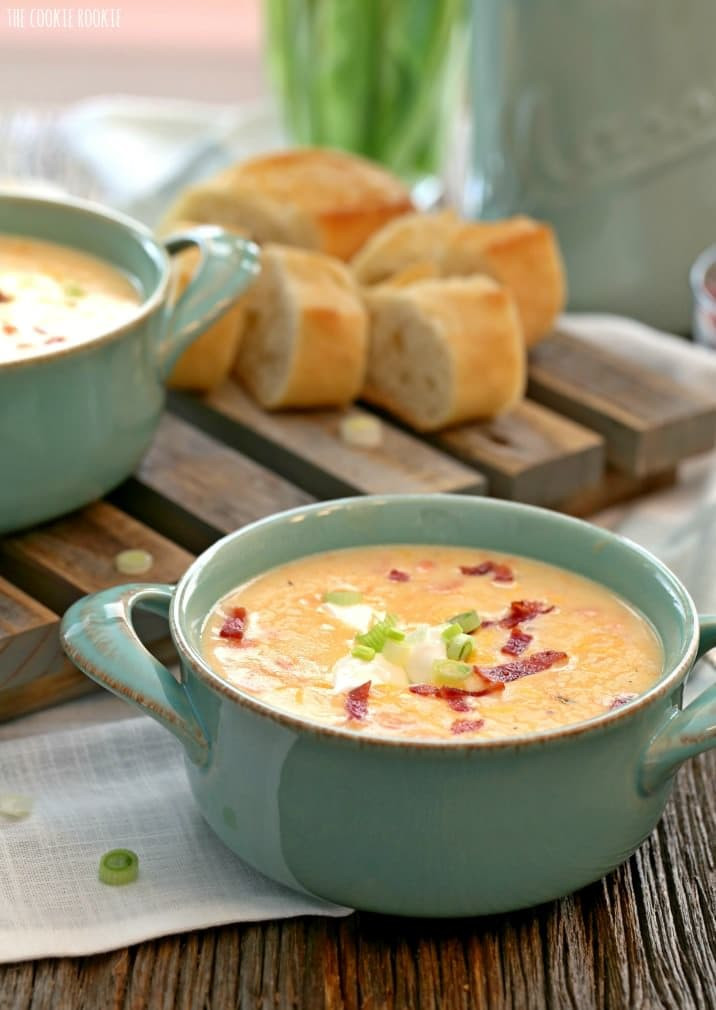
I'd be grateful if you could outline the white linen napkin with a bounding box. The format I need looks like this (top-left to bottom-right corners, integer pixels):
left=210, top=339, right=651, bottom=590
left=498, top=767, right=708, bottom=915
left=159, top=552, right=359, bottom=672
left=0, top=715, right=350, bottom=963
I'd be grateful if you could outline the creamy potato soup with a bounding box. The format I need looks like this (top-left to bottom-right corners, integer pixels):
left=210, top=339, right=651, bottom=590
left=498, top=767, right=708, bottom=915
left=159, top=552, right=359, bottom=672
left=201, top=546, right=663, bottom=741
left=0, top=234, right=141, bottom=362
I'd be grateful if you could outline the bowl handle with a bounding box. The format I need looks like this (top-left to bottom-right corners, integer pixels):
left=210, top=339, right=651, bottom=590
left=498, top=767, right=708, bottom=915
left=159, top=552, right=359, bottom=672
left=61, top=584, right=209, bottom=766
left=639, top=615, right=716, bottom=795
left=157, top=226, right=260, bottom=380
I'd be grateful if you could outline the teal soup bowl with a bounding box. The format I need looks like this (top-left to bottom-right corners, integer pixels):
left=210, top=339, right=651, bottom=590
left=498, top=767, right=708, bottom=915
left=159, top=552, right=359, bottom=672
left=61, top=496, right=716, bottom=917
left=0, top=192, right=259, bottom=533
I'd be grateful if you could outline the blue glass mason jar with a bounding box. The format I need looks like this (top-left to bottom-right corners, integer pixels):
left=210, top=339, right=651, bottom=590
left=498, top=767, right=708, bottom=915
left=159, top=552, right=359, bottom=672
left=465, top=0, right=716, bottom=333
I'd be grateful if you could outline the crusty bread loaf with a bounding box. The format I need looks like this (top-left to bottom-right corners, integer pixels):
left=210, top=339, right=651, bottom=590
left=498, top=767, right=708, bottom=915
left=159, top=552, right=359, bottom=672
left=351, top=211, right=459, bottom=285
left=362, top=277, right=525, bottom=432
left=165, top=220, right=250, bottom=392
left=235, top=244, right=368, bottom=409
left=441, top=217, right=566, bottom=346
left=164, top=148, right=413, bottom=262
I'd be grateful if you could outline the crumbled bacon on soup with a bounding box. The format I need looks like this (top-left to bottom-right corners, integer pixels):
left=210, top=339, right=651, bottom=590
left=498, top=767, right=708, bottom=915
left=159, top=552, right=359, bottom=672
left=501, top=628, right=533, bottom=656
left=2, top=323, right=16, bottom=335
left=409, top=683, right=505, bottom=709
left=346, top=681, right=371, bottom=721
left=451, top=718, right=485, bottom=735
left=609, top=693, right=638, bottom=710
left=219, top=606, right=247, bottom=641
left=475, top=650, right=568, bottom=684
left=484, top=599, right=554, bottom=629
left=459, top=560, right=514, bottom=583
left=0, top=290, right=11, bottom=303
left=388, top=568, right=410, bottom=582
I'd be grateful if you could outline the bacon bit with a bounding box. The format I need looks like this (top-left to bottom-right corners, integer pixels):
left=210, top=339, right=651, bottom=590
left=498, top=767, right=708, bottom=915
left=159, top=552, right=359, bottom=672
left=459, top=560, right=514, bottom=583
left=2, top=323, right=16, bottom=335
left=416, top=560, right=435, bottom=572
left=45, top=336, right=67, bottom=345
left=219, top=606, right=247, bottom=641
left=388, top=568, right=410, bottom=582
left=609, top=693, right=638, bottom=710
left=446, top=695, right=471, bottom=712
left=346, top=680, right=371, bottom=721
left=475, top=650, right=568, bottom=684
left=501, top=628, right=533, bottom=656
left=483, top=600, right=554, bottom=630
left=451, top=718, right=485, bottom=735
left=0, top=290, right=11, bottom=303
left=33, top=325, right=47, bottom=335
left=409, top=683, right=505, bottom=702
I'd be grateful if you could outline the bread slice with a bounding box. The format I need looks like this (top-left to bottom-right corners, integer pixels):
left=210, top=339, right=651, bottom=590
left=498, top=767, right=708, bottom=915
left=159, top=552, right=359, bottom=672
left=163, top=148, right=414, bottom=262
left=165, top=220, right=250, bottom=392
left=235, top=244, right=368, bottom=409
left=351, top=211, right=459, bottom=285
left=441, top=217, right=566, bottom=346
left=363, top=277, right=525, bottom=431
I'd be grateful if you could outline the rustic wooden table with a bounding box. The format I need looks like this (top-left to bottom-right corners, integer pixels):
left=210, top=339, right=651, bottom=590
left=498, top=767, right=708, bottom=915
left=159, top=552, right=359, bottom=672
left=1, top=750, right=714, bottom=1010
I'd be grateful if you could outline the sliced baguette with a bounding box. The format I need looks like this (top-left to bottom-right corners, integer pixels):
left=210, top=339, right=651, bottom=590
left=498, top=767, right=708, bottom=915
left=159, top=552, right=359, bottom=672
left=163, top=148, right=413, bottom=262
left=235, top=244, right=368, bottom=409
left=363, top=277, right=525, bottom=432
left=441, top=217, right=566, bottom=346
left=351, top=211, right=459, bottom=285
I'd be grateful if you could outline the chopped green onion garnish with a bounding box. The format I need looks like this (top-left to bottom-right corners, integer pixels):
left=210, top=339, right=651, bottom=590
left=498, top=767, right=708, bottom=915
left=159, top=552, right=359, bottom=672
left=0, top=792, right=33, bottom=820
left=447, top=634, right=474, bottom=662
left=114, top=548, right=154, bottom=575
left=323, top=589, right=363, bottom=606
left=64, top=282, right=85, bottom=298
left=98, top=848, right=139, bottom=886
left=352, top=644, right=375, bottom=661
left=448, top=610, right=481, bottom=633
left=432, top=659, right=472, bottom=682
left=355, top=613, right=397, bottom=653
left=386, top=627, right=405, bottom=641
left=441, top=623, right=462, bottom=642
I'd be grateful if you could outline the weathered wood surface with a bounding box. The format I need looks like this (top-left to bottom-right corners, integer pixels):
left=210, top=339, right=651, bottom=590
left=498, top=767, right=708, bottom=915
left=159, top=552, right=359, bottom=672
left=112, top=413, right=315, bottom=553
left=528, top=331, right=716, bottom=476
left=435, top=399, right=604, bottom=505
left=2, top=751, right=714, bottom=1010
left=172, top=383, right=486, bottom=499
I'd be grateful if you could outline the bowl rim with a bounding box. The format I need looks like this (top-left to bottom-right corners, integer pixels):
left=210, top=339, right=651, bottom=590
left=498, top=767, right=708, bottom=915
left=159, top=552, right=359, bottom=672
left=0, top=189, right=170, bottom=372
left=171, top=495, right=699, bottom=752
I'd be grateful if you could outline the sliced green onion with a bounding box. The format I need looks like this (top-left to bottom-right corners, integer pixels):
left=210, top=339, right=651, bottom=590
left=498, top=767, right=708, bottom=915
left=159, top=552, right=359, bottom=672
left=323, top=589, right=363, bottom=606
left=432, top=659, right=472, bottom=682
left=447, top=634, right=473, bottom=662
left=386, top=627, right=405, bottom=641
left=0, top=792, right=33, bottom=820
left=448, top=610, right=481, bottom=633
left=441, top=623, right=462, bottom=642
left=355, top=613, right=397, bottom=653
left=352, top=644, right=375, bottom=661
left=99, top=848, right=139, bottom=886
left=114, top=549, right=154, bottom=575
left=64, top=282, right=85, bottom=298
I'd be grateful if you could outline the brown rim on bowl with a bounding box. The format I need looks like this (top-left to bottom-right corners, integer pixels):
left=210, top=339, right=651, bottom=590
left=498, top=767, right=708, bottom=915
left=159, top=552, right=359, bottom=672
left=170, top=496, right=700, bottom=752
left=0, top=190, right=170, bottom=372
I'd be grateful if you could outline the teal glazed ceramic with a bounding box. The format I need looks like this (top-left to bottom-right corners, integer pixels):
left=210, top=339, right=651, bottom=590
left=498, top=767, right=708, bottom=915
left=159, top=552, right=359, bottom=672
left=466, top=0, right=716, bottom=333
left=0, top=192, right=259, bottom=533
left=61, top=496, right=716, bottom=918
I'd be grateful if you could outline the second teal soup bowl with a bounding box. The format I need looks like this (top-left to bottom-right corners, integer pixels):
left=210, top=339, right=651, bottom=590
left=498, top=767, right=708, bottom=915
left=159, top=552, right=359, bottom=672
left=61, top=495, right=716, bottom=917
left=0, top=192, right=259, bottom=534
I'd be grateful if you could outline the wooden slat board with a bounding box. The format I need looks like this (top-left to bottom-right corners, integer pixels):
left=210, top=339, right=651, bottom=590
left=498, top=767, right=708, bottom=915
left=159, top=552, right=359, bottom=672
left=528, top=331, right=716, bottom=475
left=0, top=576, right=79, bottom=701
left=434, top=399, right=605, bottom=505
left=172, top=383, right=487, bottom=498
left=112, top=413, right=315, bottom=553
